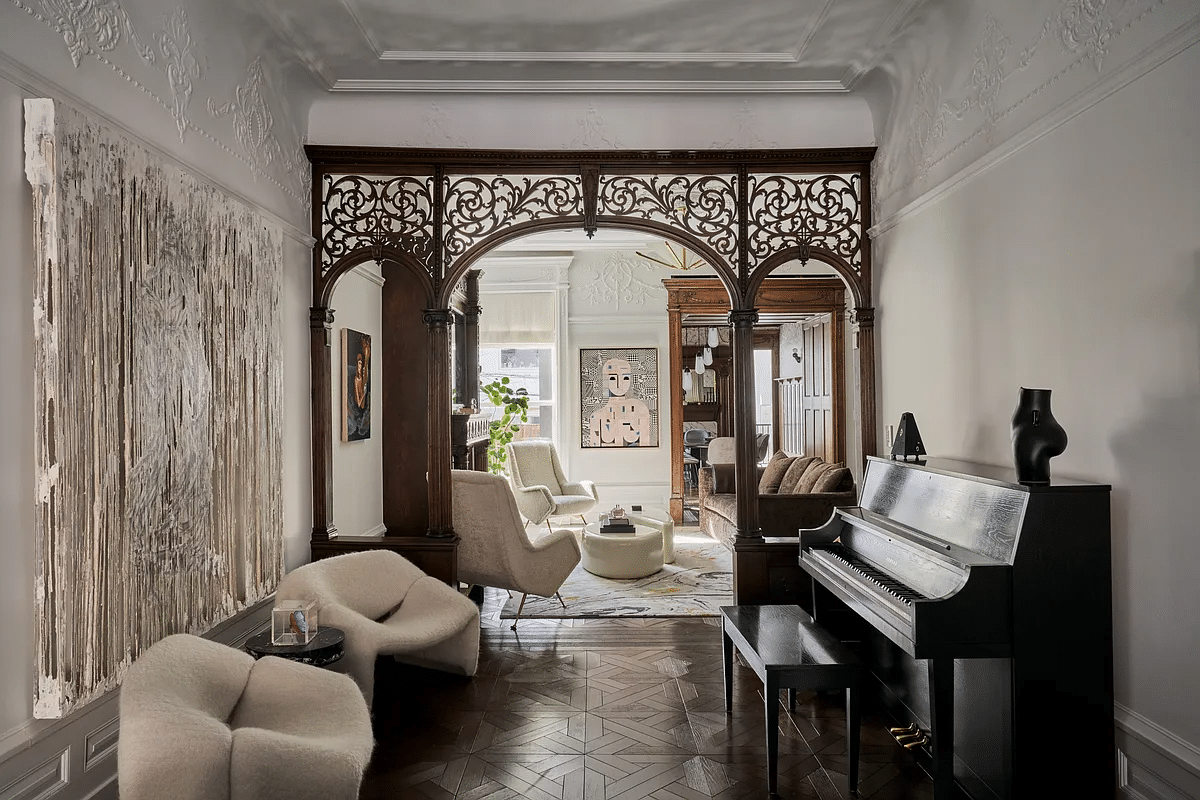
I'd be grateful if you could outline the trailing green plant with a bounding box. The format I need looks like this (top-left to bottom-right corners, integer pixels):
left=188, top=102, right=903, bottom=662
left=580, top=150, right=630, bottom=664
left=480, top=377, right=529, bottom=474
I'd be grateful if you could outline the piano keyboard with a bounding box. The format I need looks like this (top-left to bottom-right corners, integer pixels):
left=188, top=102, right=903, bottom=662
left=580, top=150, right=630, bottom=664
left=806, top=542, right=930, bottom=610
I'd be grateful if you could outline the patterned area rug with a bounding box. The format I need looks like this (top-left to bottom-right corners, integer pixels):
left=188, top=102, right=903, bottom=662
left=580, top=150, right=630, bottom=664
left=499, top=530, right=732, bottom=619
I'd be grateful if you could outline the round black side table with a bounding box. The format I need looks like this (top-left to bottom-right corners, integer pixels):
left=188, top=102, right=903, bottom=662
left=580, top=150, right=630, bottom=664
left=244, top=626, right=345, bottom=668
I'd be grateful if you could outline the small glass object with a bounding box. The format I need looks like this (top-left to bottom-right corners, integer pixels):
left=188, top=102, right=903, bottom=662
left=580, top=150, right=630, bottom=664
left=272, top=600, right=318, bottom=645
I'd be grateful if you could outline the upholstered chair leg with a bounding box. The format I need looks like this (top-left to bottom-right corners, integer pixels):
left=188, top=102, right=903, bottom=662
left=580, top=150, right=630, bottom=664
left=511, top=593, right=529, bottom=631
left=546, top=520, right=554, bottom=536
left=556, top=591, right=566, bottom=609
left=579, top=515, right=587, bottom=525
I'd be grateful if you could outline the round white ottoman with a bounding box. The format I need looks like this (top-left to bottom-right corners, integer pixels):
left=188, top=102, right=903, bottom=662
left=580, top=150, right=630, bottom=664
left=581, top=524, right=664, bottom=579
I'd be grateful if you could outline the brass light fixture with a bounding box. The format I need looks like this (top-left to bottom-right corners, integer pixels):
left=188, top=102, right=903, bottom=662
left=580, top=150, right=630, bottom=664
left=637, top=241, right=705, bottom=271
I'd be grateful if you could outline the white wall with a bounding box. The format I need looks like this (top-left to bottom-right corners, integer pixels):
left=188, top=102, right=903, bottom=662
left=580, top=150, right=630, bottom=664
left=0, top=71, right=39, bottom=753
left=0, top=0, right=315, bottom=759
left=307, top=93, right=874, bottom=150
left=567, top=250, right=675, bottom=509
left=874, top=39, right=1200, bottom=760
left=330, top=266, right=385, bottom=537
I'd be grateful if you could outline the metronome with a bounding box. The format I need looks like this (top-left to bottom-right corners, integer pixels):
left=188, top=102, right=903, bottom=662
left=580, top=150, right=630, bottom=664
left=890, top=412, right=927, bottom=462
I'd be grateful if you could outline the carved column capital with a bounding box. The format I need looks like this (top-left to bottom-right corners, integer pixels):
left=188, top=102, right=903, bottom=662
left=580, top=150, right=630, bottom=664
left=309, top=307, right=335, bottom=328
left=728, top=308, right=760, bottom=328
left=851, top=306, right=876, bottom=327
left=423, top=308, right=454, bottom=328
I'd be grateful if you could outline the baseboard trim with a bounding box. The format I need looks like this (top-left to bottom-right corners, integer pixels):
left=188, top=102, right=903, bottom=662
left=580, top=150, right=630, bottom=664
left=0, top=599, right=273, bottom=800
left=1117, top=705, right=1200, bottom=800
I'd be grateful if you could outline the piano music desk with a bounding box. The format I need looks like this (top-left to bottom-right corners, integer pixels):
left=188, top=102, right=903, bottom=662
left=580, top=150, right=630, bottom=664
left=720, top=604, right=862, bottom=796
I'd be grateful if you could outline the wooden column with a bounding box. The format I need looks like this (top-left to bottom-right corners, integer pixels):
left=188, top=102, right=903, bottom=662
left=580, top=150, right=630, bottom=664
left=667, top=304, right=684, bottom=522
left=852, top=307, right=878, bottom=460
left=309, top=307, right=337, bottom=541
left=425, top=308, right=454, bottom=538
left=729, top=308, right=761, bottom=540
left=463, top=270, right=482, bottom=408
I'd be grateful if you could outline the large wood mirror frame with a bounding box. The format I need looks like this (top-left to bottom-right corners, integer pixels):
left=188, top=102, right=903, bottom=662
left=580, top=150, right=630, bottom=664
left=304, top=146, right=878, bottom=593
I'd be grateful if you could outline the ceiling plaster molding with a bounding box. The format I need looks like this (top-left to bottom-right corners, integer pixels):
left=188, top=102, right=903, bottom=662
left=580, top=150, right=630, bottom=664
left=350, top=264, right=386, bottom=287
left=570, top=314, right=666, bottom=326
left=789, top=0, right=835, bottom=61
left=0, top=50, right=313, bottom=247
left=7, top=0, right=310, bottom=208
left=379, top=50, right=800, bottom=63
left=840, top=0, right=929, bottom=90
left=870, top=12, right=1200, bottom=237
left=329, top=79, right=849, bottom=94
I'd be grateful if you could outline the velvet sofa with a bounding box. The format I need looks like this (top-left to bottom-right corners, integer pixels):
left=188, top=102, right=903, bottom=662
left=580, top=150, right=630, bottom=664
left=698, top=451, right=857, bottom=547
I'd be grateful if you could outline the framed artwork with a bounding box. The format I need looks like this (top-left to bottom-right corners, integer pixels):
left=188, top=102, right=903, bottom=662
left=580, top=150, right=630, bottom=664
left=342, top=328, right=371, bottom=441
left=581, top=348, right=659, bottom=448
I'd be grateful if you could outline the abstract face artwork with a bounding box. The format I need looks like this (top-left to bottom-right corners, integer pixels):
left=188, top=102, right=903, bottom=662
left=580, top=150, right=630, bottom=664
left=581, top=350, right=659, bottom=448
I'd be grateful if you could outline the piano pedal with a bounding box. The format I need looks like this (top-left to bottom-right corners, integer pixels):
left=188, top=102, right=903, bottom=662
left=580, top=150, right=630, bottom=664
left=902, top=733, right=930, bottom=750
left=889, top=723, right=919, bottom=736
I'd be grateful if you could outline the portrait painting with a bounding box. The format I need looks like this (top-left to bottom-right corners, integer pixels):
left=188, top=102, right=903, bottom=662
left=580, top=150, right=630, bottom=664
left=342, top=328, right=371, bottom=441
left=581, top=348, right=659, bottom=448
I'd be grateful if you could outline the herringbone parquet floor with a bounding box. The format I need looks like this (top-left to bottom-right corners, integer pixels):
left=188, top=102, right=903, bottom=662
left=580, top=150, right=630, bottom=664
left=360, top=588, right=940, bottom=800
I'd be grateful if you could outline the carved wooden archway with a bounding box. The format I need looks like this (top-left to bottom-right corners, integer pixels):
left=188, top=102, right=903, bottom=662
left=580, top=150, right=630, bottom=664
left=305, top=147, right=877, bottom=587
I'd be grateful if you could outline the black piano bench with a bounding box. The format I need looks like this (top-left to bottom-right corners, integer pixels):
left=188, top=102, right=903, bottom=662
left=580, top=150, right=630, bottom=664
left=720, top=605, right=861, bottom=797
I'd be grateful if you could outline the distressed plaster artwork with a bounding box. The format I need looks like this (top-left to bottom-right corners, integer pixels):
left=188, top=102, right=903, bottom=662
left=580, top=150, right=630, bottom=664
left=25, top=98, right=284, bottom=718
left=581, top=348, right=659, bottom=448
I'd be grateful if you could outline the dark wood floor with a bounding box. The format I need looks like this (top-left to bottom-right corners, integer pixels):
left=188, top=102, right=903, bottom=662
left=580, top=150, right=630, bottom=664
left=359, top=588, right=941, bottom=800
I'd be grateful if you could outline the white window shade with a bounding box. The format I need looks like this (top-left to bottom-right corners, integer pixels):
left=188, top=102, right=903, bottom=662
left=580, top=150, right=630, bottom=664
left=480, top=291, right=556, bottom=344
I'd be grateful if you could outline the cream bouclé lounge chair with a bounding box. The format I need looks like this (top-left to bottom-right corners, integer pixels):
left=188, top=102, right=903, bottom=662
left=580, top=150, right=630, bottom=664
left=452, top=469, right=582, bottom=630
left=506, top=439, right=599, bottom=532
left=118, top=633, right=374, bottom=800
left=274, top=550, right=480, bottom=705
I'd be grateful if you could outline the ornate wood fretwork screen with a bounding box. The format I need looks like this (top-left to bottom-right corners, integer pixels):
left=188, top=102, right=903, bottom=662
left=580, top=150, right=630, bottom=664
left=26, top=99, right=285, bottom=718
left=306, top=146, right=875, bottom=550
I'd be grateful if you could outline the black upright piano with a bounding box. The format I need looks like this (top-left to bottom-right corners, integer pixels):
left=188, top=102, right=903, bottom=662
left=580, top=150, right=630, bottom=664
left=800, top=456, right=1114, bottom=799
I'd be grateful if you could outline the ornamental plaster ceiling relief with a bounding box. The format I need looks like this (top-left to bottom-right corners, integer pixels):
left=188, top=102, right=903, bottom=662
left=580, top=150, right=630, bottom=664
left=576, top=251, right=665, bottom=313
left=871, top=0, right=1198, bottom=225
left=7, top=0, right=310, bottom=208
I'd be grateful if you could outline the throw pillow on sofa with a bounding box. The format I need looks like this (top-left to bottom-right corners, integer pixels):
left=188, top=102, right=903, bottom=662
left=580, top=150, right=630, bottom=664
left=758, top=451, right=796, bottom=494
left=778, top=456, right=819, bottom=493
left=813, top=464, right=853, bottom=493
left=795, top=459, right=836, bottom=492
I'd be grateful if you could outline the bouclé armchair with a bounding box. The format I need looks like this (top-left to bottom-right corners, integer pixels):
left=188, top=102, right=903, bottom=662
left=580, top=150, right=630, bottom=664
left=506, top=440, right=599, bottom=531
left=274, top=550, right=480, bottom=705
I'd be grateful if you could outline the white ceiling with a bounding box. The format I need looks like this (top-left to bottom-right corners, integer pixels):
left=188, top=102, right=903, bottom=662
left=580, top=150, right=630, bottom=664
left=253, top=0, right=925, bottom=92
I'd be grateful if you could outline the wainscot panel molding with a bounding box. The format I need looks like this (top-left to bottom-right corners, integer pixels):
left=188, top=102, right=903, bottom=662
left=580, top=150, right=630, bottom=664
left=0, top=599, right=271, bottom=800
left=1117, top=705, right=1200, bottom=800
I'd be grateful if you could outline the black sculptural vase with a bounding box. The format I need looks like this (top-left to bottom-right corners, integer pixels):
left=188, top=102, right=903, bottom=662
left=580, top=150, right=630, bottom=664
left=1011, top=387, right=1068, bottom=485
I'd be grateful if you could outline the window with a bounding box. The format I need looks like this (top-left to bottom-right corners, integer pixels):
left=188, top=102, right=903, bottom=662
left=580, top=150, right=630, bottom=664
left=479, top=346, right=555, bottom=440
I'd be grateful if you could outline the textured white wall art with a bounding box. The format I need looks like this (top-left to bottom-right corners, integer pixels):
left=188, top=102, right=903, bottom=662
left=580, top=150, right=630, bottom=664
left=24, top=98, right=285, bottom=719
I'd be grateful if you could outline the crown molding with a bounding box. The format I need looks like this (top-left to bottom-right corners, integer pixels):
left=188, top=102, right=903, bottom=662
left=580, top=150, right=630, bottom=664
left=869, top=16, right=1200, bottom=238
left=379, top=50, right=800, bottom=63
left=329, top=79, right=848, bottom=94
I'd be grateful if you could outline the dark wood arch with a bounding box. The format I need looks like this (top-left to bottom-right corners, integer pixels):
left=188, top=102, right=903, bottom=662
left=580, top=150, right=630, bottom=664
left=305, top=146, right=877, bottom=597
left=438, top=217, right=738, bottom=308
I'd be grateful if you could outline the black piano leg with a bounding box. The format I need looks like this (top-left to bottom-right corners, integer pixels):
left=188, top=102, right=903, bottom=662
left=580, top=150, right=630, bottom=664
left=722, top=620, right=734, bottom=714
left=928, top=658, right=954, bottom=799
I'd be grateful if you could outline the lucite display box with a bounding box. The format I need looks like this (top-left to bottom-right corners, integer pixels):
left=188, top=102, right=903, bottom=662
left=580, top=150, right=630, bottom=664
left=271, top=600, right=318, bottom=645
